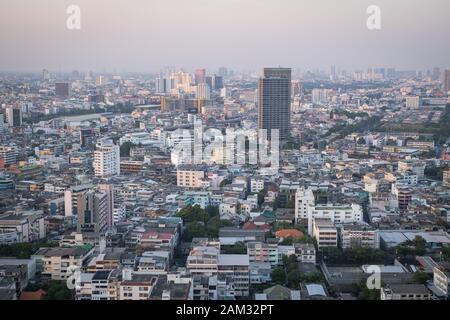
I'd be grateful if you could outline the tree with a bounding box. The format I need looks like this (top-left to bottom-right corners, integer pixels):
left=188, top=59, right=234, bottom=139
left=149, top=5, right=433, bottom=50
left=120, top=141, right=135, bottom=157
left=177, top=205, right=208, bottom=224
left=287, top=269, right=302, bottom=289
left=257, top=188, right=267, bottom=206
left=221, top=242, right=247, bottom=254
left=302, top=271, right=324, bottom=283
left=411, top=271, right=429, bottom=285
left=44, top=281, right=73, bottom=300
left=271, top=267, right=286, bottom=285
left=183, top=222, right=208, bottom=241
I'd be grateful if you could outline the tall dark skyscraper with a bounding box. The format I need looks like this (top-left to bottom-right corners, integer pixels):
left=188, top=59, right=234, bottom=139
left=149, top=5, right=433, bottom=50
left=55, top=82, right=70, bottom=99
left=444, top=69, right=450, bottom=93
left=257, top=68, right=291, bottom=140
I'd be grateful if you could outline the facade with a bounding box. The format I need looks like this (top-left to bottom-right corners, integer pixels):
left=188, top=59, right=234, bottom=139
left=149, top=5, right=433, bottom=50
left=312, top=218, right=338, bottom=248
left=307, top=203, right=363, bottom=235
left=217, top=254, right=250, bottom=297
left=0, top=211, right=46, bottom=244
left=433, top=262, right=450, bottom=298
left=341, top=224, right=379, bottom=249
left=381, top=284, right=431, bottom=300
left=177, top=167, right=205, bottom=188
left=294, top=243, right=316, bottom=264
left=295, top=187, right=315, bottom=222
left=40, top=246, right=94, bottom=280
left=247, top=242, right=279, bottom=266
left=94, top=140, right=120, bottom=178
left=257, top=68, right=291, bottom=140
left=444, top=69, right=450, bottom=93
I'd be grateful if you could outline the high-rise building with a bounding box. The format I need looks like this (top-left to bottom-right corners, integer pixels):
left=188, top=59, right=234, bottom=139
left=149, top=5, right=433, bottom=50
left=80, top=128, right=95, bottom=149
left=94, top=140, right=120, bottom=178
left=312, top=88, right=330, bottom=105
left=55, top=82, right=70, bottom=99
left=444, top=69, right=450, bottom=93
left=75, top=189, right=110, bottom=234
left=406, top=96, right=421, bottom=109
left=218, top=67, right=228, bottom=78
left=0, top=145, right=18, bottom=168
left=196, top=83, right=211, bottom=100
left=5, top=105, right=22, bottom=128
left=257, top=68, right=291, bottom=140
left=195, top=68, right=206, bottom=85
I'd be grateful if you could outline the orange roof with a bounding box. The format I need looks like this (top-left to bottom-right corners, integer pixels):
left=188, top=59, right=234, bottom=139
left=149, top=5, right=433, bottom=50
left=275, top=229, right=304, bottom=239
left=20, top=289, right=46, bottom=300
left=243, top=222, right=271, bottom=231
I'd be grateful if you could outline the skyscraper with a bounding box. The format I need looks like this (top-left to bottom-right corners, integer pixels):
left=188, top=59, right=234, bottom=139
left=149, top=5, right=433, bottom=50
left=94, top=140, right=120, bottom=178
left=5, top=105, right=22, bottom=128
left=55, top=82, right=70, bottom=99
left=195, top=68, right=206, bottom=85
left=257, top=68, right=291, bottom=140
left=444, top=69, right=450, bottom=93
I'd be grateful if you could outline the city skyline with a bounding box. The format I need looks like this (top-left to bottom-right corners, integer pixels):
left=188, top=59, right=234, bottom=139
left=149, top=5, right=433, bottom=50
left=0, top=0, right=449, bottom=73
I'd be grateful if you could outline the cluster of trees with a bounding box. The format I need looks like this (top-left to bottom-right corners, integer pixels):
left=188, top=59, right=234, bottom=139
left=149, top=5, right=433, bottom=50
left=425, top=165, right=449, bottom=181
left=270, top=255, right=324, bottom=289
left=395, top=236, right=427, bottom=257
left=0, top=242, right=57, bottom=259
left=26, top=281, right=73, bottom=300
left=120, top=141, right=137, bottom=157
left=221, top=242, right=247, bottom=254
left=321, top=247, right=389, bottom=265
left=325, top=115, right=383, bottom=140
left=177, top=205, right=233, bottom=242
left=354, top=277, right=380, bottom=300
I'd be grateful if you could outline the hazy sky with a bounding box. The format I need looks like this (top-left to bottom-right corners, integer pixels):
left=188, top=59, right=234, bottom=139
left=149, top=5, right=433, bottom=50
left=0, top=0, right=449, bottom=73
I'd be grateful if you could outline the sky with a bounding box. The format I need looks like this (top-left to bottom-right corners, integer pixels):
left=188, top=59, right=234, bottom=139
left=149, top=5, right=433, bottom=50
left=0, top=0, right=449, bottom=73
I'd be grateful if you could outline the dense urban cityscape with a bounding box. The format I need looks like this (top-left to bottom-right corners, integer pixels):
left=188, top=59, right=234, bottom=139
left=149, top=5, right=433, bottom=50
left=0, top=65, right=449, bottom=302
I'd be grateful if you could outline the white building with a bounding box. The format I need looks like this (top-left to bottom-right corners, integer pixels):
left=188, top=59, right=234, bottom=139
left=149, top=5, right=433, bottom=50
left=341, top=224, right=379, bottom=249
left=250, top=177, right=265, bottom=193
left=405, top=96, right=421, bottom=109
left=295, top=187, right=315, bottom=223
left=312, top=218, right=338, bottom=248
left=307, top=203, right=363, bottom=235
left=94, top=140, right=120, bottom=178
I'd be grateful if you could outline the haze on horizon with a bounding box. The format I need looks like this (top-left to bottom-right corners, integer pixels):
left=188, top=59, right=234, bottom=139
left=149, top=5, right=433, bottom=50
left=0, top=0, right=449, bottom=73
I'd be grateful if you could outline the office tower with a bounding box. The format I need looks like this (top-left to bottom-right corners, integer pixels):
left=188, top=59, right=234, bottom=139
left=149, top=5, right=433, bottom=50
left=291, top=80, right=301, bottom=97
left=312, top=88, right=329, bottom=105
left=432, top=67, right=441, bottom=81
left=156, top=77, right=167, bottom=94
left=406, top=96, right=421, bottom=109
left=196, top=83, right=211, bottom=100
left=98, top=184, right=114, bottom=229
left=80, top=128, right=95, bottom=149
left=257, top=68, right=291, bottom=140
left=94, top=140, right=120, bottom=178
left=444, top=69, right=450, bottom=93
left=72, top=70, right=80, bottom=80
left=42, top=69, right=50, bottom=81
left=55, top=82, right=70, bottom=99
left=5, top=105, right=22, bottom=128
left=75, top=189, right=109, bottom=234
left=96, top=75, right=107, bottom=86
left=218, top=67, right=228, bottom=78
left=212, top=75, right=224, bottom=90
left=195, top=68, right=206, bottom=85
left=387, top=68, right=396, bottom=79
left=206, top=76, right=213, bottom=90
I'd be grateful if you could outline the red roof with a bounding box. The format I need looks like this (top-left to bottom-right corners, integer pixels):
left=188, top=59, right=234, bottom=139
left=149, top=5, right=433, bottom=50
left=141, top=231, right=173, bottom=241
left=20, top=289, right=46, bottom=300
